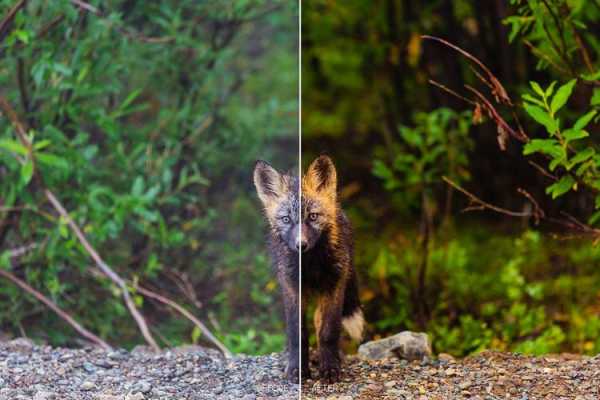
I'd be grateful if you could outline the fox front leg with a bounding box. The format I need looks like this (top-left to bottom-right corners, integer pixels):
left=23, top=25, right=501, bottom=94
left=301, top=307, right=311, bottom=379
left=281, top=277, right=300, bottom=383
left=314, top=294, right=343, bottom=383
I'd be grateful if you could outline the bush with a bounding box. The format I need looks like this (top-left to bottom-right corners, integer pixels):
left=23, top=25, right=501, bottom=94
left=0, top=0, right=298, bottom=354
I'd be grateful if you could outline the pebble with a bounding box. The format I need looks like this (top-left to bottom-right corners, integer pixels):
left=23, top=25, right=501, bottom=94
left=80, top=381, right=96, bottom=391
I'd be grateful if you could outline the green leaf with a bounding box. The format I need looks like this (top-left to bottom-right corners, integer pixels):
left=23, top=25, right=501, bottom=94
left=568, top=148, right=595, bottom=168
left=530, top=81, right=545, bottom=97
left=575, top=159, right=594, bottom=176
left=562, top=129, right=588, bottom=142
left=573, top=110, right=597, bottom=131
left=522, top=94, right=545, bottom=107
left=545, top=175, right=575, bottom=199
left=0, top=139, right=28, bottom=156
left=591, top=89, right=600, bottom=107
left=14, top=29, right=30, bottom=44
left=119, top=89, right=142, bottom=111
left=523, top=139, right=561, bottom=157
left=523, top=104, right=557, bottom=134
left=545, top=81, right=557, bottom=98
left=589, top=210, right=600, bottom=225
left=0, top=251, right=11, bottom=270
left=132, top=177, right=145, bottom=196
left=191, top=326, right=202, bottom=343
left=549, top=155, right=566, bottom=171
left=33, top=139, right=52, bottom=150
left=595, top=194, right=600, bottom=209
left=581, top=70, right=600, bottom=81
left=21, top=159, right=34, bottom=185
left=550, top=79, right=577, bottom=114
left=37, top=153, right=69, bottom=169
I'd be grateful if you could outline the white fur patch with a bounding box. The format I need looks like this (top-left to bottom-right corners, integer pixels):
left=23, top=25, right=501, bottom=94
left=342, top=309, right=365, bottom=341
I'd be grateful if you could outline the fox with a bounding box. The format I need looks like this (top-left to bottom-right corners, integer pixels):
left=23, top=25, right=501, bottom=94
left=253, top=156, right=363, bottom=383
left=253, top=160, right=301, bottom=383
left=301, top=155, right=364, bottom=383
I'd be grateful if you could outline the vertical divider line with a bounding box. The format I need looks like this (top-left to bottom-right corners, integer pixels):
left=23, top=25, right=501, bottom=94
left=297, top=0, right=302, bottom=396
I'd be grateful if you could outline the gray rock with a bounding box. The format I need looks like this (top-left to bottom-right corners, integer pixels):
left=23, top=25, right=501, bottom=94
left=358, top=331, right=432, bottom=361
left=33, top=391, right=56, bottom=400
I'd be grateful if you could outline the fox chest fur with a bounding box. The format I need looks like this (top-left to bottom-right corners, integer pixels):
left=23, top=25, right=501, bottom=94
left=301, top=211, right=351, bottom=294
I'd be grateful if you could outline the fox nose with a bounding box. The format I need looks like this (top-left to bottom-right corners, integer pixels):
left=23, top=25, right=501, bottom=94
left=296, top=240, right=308, bottom=252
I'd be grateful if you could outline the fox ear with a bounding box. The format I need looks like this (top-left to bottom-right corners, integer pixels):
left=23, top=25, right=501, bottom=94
left=305, top=155, right=337, bottom=198
left=254, top=160, right=285, bottom=207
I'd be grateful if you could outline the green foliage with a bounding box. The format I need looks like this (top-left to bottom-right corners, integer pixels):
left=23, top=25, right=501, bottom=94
left=512, top=0, right=600, bottom=222
left=373, top=108, right=472, bottom=202
left=303, top=0, right=600, bottom=359
left=521, top=78, right=600, bottom=200
left=503, top=0, right=600, bottom=71
left=359, top=227, right=600, bottom=356
left=0, top=0, right=297, bottom=354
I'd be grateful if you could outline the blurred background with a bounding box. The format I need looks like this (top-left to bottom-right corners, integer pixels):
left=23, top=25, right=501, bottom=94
left=0, top=0, right=297, bottom=354
left=303, top=0, right=600, bottom=356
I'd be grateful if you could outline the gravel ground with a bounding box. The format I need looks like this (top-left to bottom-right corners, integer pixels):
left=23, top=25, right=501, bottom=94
left=4, top=338, right=600, bottom=400
left=0, top=339, right=298, bottom=400
left=302, top=351, right=600, bottom=399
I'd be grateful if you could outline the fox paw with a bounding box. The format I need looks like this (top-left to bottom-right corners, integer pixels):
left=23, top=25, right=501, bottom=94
left=285, top=366, right=299, bottom=383
left=301, top=366, right=312, bottom=380
left=318, top=365, right=341, bottom=383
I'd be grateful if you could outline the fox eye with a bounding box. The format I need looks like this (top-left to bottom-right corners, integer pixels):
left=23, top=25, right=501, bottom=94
left=309, top=213, right=319, bottom=221
left=282, top=216, right=291, bottom=224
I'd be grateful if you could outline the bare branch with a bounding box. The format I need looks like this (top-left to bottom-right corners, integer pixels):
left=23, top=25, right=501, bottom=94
left=0, top=268, right=111, bottom=350
left=0, top=0, right=27, bottom=42
left=421, top=35, right=511, bottom=105
left=8, top=243, right=38, bottom=258
left=136, top=285, right=232, bottom=358
left=428, top=80, right=477, bottom=106
left=44, top=190, right=160, bottom=351
left=443, top=177, right=533, bottom=218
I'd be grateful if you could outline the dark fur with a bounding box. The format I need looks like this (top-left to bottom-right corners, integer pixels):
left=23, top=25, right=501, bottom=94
left=253, top=161, right=300, bottom=383
left=301, top=155, right=363, bottom=383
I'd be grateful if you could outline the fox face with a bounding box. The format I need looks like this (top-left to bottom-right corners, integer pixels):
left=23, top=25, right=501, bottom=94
left=301, top=155, right=338, bottom=253
left=253, top=160, right=300, bottom=252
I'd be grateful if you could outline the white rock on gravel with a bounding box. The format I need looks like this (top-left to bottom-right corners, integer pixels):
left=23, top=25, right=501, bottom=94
left=358, top=331, right=432, bottom=361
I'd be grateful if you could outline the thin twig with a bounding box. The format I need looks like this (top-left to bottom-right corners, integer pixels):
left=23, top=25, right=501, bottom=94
left=8, top=242, right=39, bottom=258
left=0, top=0, right=27, bottom=41
left=45, top=190, right=159, bottom=351
left=136, top=285, right=232, bottom=358
left=528, top=161, right=558, bottom=181
left=422, top=35, right=511, bottom=105
left=523, top=39, right=570, bottom=75
left=428, top=79, right=477, bottom=106
left=69, top=0, right=174, bottom=44
left=0, top=268, right=111, bottom=349
left=443, top=177, right=532, bottom=218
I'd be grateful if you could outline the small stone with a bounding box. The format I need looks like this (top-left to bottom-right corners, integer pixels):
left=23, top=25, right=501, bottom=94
left=83, top=362, right=96, bottom=373
left=132, top=381, right=152, bottom=394
left=384, top=380, right=397, bottom=388
left=459, top=380, right=472, bottom=390
left=125, top=393, right=145, bottom=400
left=33, top=391, right=55, bottom=400
left=80, top=381, right=95, bottom=391
left=438, top=353, right=455, bottom=362
left=358, top=331, right=432, bottom=361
